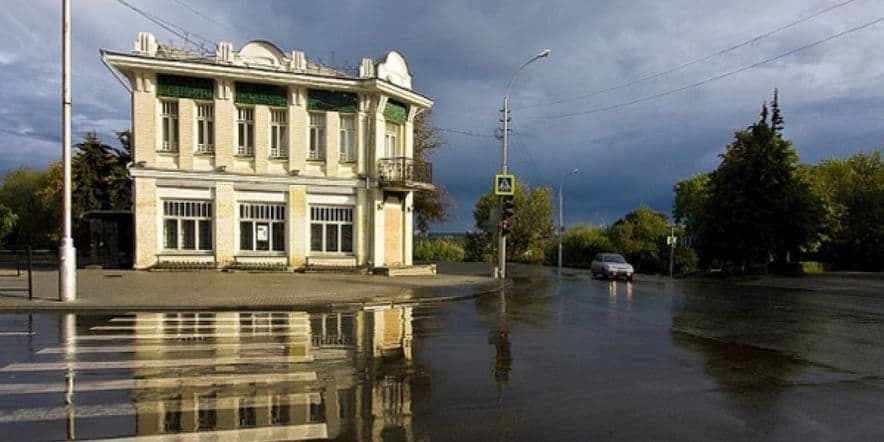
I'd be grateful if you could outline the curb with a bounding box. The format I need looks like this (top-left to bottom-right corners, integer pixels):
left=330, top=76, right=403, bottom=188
left=0, top=280, right=510, bottom=314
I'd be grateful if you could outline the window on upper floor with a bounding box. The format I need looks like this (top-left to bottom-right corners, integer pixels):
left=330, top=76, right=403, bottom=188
left=196, top=103, right=214, bottom=154
left=339, top=114, right=356, bottom=162
left=384, top=122, right=400, bottom=158
left=270, top=109, right=288, bottom=158
left=159, top=100, right=179, bottom=152
left=309, top=113, right=326, bottom=161
left=236, top=107, right=255, bottom=156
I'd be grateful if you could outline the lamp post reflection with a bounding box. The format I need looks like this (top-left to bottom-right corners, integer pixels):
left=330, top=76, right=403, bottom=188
left=60, top=313, right=76, bottom=441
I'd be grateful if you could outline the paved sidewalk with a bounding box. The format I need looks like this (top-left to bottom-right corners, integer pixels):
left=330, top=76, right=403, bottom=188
left=0, top=263, right=501, bottom=312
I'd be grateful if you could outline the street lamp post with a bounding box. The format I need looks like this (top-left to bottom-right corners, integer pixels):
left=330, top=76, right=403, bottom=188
left=558, top=168, right=579, bottom=273
left=498, top=49, right=551, bottom=279
left=60, top=0, right=77, bottom=301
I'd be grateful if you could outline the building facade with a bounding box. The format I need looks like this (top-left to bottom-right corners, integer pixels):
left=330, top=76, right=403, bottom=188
left=104, top=32, right=434, bottom=270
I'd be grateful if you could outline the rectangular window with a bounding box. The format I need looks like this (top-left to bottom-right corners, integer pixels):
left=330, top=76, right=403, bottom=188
left=310, top=224, right=323, bottom=252
left=270, top=109, right=288, bottom=158
left=238, top=203, right=286, bottom=252
left=339, top=115, right=356, bottom=162
left=162, top=200, right=213, bottom=251
left=237, top=107, right=255, bottom=156
left=309, top=206, right=354, bottom=254
left=196, top=103, right=214, bottom=153
left=384, top=122, right=399, bottom=158
left=309, top=113, right=326, bottom=160
left=164, top=219, right=178, bottom=249
left=160, top=100, right=179, bottom=152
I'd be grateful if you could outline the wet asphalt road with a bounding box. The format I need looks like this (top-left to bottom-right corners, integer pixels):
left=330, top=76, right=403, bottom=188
left=0, top=265, right=882, bottom=441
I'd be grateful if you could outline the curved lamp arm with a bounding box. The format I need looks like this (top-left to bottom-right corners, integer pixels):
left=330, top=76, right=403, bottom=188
left=504, top=49, right=552, bottom=100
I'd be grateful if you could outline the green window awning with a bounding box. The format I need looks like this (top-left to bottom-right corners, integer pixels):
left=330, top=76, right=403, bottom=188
left=308, top=89, right=358, bottom=113
left=384, top=100, right=408, bottom=123
left=235, top=82, right=288, bottom=107
left=156, top=74, right=214, bottom=100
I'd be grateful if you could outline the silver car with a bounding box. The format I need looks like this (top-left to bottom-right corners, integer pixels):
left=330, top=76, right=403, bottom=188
left=590, top=253, right=634, bottom=281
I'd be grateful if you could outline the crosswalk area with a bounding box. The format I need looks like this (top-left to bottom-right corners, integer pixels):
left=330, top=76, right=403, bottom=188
left=0, top=308, right=420, bottom=441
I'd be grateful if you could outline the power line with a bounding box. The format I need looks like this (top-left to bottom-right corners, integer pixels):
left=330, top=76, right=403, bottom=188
left=531, top=15, right=884, bottom=121
left=113, top=0, right=215, bottom=52
left=170, top=0, right=238, bottom=34
left=516, top=0, right=860, bottom=110
left=438, top=128, right=496, bottom=138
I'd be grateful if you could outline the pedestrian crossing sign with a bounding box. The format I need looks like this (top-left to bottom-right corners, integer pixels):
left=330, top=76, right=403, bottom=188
left=494, top=174, right=515, bottom=195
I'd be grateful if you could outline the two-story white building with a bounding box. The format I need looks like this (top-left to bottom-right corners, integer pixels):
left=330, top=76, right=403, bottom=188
left=103, top=32, right=434, bottom=271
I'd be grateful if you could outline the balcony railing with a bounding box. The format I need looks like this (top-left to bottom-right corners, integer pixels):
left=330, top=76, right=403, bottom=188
left=377, top=157, right=434, bottom=190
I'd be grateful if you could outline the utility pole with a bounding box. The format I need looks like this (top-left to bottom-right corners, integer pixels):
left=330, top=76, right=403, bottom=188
left=498, top=100, right=509, bottom=279
left=60, top=0, right=77, bottom=301
left=497, top=49, right=551, bottom=279
left=557, top=168, right=578, bottom=273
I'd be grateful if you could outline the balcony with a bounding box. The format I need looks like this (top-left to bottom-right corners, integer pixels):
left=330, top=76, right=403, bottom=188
left=377, top=157, right=434, bottom=191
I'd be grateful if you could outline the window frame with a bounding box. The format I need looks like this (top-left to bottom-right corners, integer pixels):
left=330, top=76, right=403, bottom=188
left=309, top=205, right=354, bottom=255
left=195, top=102, right=214, bottom=154
left=236, top=106, right=255, bottom=156
left=308, top=112, right=326, bottom=161
left=238, top=202, right=286, bottom=254
left=339, top=114, right=356, bottom=163
left=384, top=122, right=400, bottom=158
left=159, top=100, right=179, bottom=153
left=269, top=108, right=288, bottom=159
left=162, top=200, right=213, bottom=252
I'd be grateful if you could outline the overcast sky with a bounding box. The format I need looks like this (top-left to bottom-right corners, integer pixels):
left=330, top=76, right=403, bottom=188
left=3, top=0, right=883, bottom=231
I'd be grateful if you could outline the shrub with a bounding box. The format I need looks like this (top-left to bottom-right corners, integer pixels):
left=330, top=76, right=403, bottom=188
left=545, top=225, right=615, bottom=268
left=414, top=238, right=465, bottom=263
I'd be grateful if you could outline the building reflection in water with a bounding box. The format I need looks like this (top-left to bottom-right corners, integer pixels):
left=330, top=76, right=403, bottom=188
left=111, top=306, right=421, bottom=440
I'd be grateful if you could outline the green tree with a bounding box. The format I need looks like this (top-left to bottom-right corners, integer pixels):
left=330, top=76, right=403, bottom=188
left=547, top=224, right=615, bottom=268
left=808, top=150, right=884, bottom=270
left=412, top=111, right=453, bottom=236
left=673, top=174, right=709, bottom=244
left=70, top=130, right=132, bottom=218
left=0, top=204, right=16, bottom=246
left=704, top=92, right=822, bottom=270
left=466, top=179, right=555, bottom=264
left=607, top=206, right=669, bottom=273
left=0, top=167, right=59, bottom=248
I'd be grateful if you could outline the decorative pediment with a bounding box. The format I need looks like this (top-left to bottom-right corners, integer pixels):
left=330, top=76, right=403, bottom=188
left=238, top=40, right=286, bottom=68
left=376, top=51, right=412, bottom=90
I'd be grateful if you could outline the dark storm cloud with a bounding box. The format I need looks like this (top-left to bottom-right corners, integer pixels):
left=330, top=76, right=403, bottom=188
left=2, top=0, right=883, bottom=230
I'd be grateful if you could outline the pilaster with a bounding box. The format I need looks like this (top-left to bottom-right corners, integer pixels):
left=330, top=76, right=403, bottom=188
left=325, top=111, right=340, bottom=176
left=289, top=87, right=307, bottom=174
left=254, top=105, right=270, bottom=174
left=131, top=71, right=156, bottom=166
left=287, top=185, right=308, bottom=268
left=133, top=177, right=157, bottom=269
left=214, top=182, right=235, bottom=268
left=214, top=79, right=234, bottom=169
left=178, top=99, right=195, bottom=170
left=356, top=187, right=367, bottom=266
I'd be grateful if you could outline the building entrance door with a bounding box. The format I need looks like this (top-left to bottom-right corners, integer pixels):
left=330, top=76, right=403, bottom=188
left=383, top=197, right=403, bottom=266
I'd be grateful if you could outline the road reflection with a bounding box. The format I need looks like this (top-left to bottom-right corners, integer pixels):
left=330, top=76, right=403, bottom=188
left=2, top=306, right=423, bottom=440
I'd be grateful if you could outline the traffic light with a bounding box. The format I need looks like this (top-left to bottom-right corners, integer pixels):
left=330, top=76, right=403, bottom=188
left=501, top=219, right=511, bottom=236
left=502, top=195, right=515, bottom=220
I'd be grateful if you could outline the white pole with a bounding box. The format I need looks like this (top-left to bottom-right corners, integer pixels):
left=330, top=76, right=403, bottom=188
left=60, top=0, right=77, bottom=301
